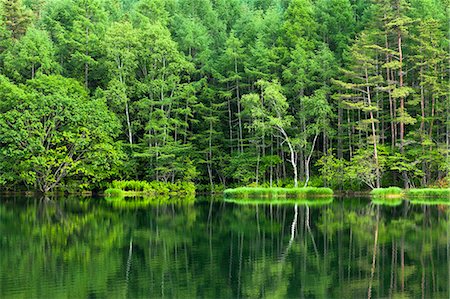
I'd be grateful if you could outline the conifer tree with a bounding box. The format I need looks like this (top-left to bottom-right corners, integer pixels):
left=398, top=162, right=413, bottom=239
left=1, top=0, right=30, bottom=39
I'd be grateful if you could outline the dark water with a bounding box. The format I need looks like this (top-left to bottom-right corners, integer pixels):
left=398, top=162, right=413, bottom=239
left=1, top=196, right=450, bottom=298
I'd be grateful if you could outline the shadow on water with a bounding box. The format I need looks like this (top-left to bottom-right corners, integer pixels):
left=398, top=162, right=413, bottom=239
left=1, top=195, right=450, bottom=298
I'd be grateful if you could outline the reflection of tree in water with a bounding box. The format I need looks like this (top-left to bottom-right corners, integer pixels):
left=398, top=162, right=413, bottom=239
left=0, top=196, right=130, bottom=298
left=1, top=197, right=450, bottom=298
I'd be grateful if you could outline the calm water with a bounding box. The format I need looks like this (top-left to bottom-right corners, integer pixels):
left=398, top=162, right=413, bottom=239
left=1, top=196, right=450, bottom=298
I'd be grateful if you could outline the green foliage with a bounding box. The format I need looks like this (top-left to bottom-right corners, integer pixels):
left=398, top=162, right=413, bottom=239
left=0, top=0, right=448, bottom=192
left=346, top=147, right=387, bottom=189
left=4, top=27, right=58, bottom=81
left=316, top=150, right=347, bottom=188
left=0, top=75, right=122, bottom=192
left=1, top=0, right=31, bottom=39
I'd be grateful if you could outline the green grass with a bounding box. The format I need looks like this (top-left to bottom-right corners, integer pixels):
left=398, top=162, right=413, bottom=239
left=370, top=187, right=404, bottom=198
left=223, top=187, right=333, bottom=199
left=105, top=180, right=196, bottom=196
left=225, top=197, right=333, bottom=206
left=406, top=188, right=450, bottom=198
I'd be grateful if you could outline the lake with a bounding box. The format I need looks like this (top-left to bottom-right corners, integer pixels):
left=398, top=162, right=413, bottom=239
left=1, top=195, right=449, bottom=298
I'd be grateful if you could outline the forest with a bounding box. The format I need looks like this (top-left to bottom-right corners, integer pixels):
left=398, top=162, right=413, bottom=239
left=0, top=0, right=449, bottom=193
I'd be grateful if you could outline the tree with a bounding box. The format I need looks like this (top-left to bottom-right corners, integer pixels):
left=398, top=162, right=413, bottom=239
left=347, top=147, right=387, bottom=189
left=220, top=31, right=246, bottom=153
left=4, top=27, right=58, bottom=81
left=333, top=31, right=383, bottom=188
left=0, top=75, right=121, bottom=192
left=104, top=21, right=139, bottom=145
left=283, top=0, right=317, bottom=48
left=314, top=0, right=355, bottom=59
left=69, top=0, right=107, bottom=88
left=316, top=150, right=347, bottom=189
left=133, top=20, right=196, bottom=182
left=1, top=0, right=31, bottom=39
left=242, top=79, right=300, bottom=187
left=299, top=88, right=333, bottom=186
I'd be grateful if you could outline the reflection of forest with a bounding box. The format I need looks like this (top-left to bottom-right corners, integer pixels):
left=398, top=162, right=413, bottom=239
left=1, top=197, right=450, bottom=298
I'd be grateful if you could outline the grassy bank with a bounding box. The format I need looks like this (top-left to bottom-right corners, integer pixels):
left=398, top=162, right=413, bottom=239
left=104, top=180, right=195, bottom=197
left=370, top=187, right=403, bottom=198
left=223, top=187, right=333, bottom=199
left=406, top=188, right=450, bottom=198
left=370, top=188, right=450, bottom=204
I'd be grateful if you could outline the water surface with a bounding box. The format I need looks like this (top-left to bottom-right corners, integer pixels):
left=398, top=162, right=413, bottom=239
left=1, top=196, right=449, bottom=298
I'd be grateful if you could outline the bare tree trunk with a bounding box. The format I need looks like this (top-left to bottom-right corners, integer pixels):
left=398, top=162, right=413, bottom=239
left=256, top=146, right=260, bottom=185
left=208, top=116, right=214, bottom=192
left=278, top=127, right=298, bottom=187
left=304, top=133, right=319, bottom=187
left=338, top=104, right=343, bottom=159
left=365, top=67, right=381, bottom=188
left=235, top=57, right=243, bottom=153
left=125, top=100, right=133, bottom=145
left=398, top=28, right=408, bottom=188
left=227, top=96, right=233, bottom=154
left=385, top=19, right=396, bottom=149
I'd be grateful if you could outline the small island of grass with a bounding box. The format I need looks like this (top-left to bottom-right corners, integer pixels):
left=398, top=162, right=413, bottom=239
left=369, top=187, right=450, bottom=205
left=223, top=187, right=333, bottom=199
left=370, top=187, right=404, bottom=199
left=104, top=180, right=196, bottom=198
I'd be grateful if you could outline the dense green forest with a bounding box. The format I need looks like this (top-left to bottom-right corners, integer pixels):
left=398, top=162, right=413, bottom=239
left=0, top=0, right=448, bottom=192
